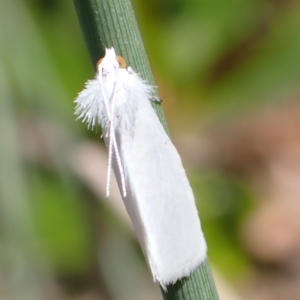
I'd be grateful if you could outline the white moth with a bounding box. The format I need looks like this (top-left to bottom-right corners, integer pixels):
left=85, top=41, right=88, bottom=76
left=75, top=48, right=207, bottom=288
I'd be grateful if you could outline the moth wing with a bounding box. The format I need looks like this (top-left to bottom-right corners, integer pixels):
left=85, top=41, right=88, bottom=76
left=116, top=91, right=206, bottom=287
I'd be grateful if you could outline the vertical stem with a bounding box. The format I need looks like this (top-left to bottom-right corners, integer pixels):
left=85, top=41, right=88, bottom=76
left=73, top=0, right=220, bottom=299
left=161, top=260, right=219, bottom=300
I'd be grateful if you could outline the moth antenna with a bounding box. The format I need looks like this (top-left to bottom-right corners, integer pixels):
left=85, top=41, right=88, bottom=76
left=106, top=134, right=112, bottom=197
left=106, top=135, right=127, bottom=197
left=106, top=65, right=117, bottom=197
left=111, top=134, right=127, bottom=197
left=106, top=108, right=114, bottom=197
left=105, top=63, right=127, bottom=197
left=98, top=65, right=111, bottom=120
left=106, top=126, right=114, bottom=197
left=106, top=65, right=127, bottom=197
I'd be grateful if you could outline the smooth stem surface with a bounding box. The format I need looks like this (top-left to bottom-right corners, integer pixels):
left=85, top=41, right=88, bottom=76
left=73, top=0, right=219, bottom=299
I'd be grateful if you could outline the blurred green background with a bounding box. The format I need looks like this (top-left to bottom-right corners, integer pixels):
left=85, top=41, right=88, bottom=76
left=1, top=0, right=300, bottom=299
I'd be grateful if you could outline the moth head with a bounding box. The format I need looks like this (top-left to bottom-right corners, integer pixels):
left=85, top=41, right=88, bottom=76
left=116, top=56, right=127, bottom=69
left=96, top=48, right=127, bottom=71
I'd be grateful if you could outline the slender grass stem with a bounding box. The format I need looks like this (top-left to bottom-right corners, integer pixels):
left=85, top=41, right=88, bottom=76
left=73, top=0, right=220, bottom=299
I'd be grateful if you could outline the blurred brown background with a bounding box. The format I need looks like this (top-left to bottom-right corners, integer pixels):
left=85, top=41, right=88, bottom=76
left=1, top=0, right=300, bottom=299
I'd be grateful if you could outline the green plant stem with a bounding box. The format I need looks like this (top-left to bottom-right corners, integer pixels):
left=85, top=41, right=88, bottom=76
left=73, top=0, right=219, bottom=299
left=162, top=260, right=219, bottom=300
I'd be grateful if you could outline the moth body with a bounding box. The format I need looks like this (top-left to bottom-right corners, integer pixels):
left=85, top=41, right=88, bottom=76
left=75, top=48, right=207, bottom=288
